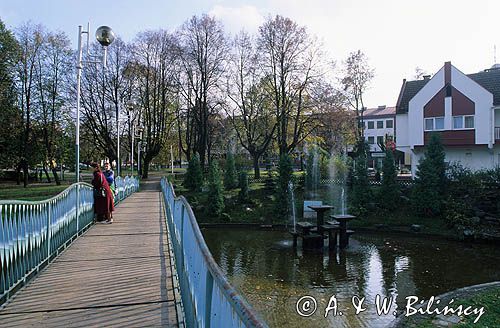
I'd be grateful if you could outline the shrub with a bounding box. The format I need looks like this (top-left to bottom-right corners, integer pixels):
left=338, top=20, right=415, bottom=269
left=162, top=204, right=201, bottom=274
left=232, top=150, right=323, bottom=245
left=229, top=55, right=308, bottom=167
left=224, top=151, right=238, bottom=190
left=238, top=171, right=249, bottom=202
left=206, top=161, right=224, bottom=219
left=412, top=134, right=446, bottom=217
left=183, top=153, right=203, bottom=191
left=305, top=147, right=317, bottom=192
left=379, top=149, right=399, bottom=210
left=275, top=154, right=293, bottom=222
left=350, top=141, right=372, bottom=216
left=264, top=169, right=276, bottom=191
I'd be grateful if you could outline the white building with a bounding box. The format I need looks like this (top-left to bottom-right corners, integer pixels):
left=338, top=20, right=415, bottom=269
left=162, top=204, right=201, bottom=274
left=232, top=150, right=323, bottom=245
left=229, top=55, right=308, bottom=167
left=395, top=62, right=500, bottom=176
left=361, top=105, right=396, bottom=168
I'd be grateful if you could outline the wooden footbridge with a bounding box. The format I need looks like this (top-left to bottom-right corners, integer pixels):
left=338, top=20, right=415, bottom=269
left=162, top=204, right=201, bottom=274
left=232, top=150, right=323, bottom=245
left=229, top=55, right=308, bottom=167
left=0, top=177, right=267, bottom=327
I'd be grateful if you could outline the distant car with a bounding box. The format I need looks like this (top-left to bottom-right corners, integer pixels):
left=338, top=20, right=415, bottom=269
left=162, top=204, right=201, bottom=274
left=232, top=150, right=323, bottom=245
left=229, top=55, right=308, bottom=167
left=367, top=168, right=376, bottom=176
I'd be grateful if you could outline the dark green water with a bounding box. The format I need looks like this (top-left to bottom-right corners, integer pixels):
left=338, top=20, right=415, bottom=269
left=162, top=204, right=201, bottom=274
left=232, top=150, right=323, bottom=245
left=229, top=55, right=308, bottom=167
left=202, top=229, right=500, bottom=328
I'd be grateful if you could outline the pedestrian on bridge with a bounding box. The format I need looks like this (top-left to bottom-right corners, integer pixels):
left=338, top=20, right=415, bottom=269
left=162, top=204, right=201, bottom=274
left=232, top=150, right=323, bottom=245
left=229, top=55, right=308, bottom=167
left=90, top=162, right=115, bottom=224
left=103, top=162, right=117, bottom=196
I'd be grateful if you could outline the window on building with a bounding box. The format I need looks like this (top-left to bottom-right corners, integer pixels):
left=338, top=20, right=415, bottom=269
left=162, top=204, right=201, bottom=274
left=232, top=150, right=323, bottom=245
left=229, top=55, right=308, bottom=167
left=368, top=121, right=374, bottom=129
left=424, top=117, right=445, bottom=131
left=453, top=116, right=463, bottom=129
left=377, top=120, right=384, bottom=129
left=435, top=117, right=444, bottom=130
left=386, top=120, right=393, bottom=128
left=425, top=118, right=434, bottom=131
left=452, top=115, right=474, bottom=129
left=377, top=136, right=384, bottom=145
left=465, top=116, right=474, bottom=129
left=368, top=136, right=375, bottom=144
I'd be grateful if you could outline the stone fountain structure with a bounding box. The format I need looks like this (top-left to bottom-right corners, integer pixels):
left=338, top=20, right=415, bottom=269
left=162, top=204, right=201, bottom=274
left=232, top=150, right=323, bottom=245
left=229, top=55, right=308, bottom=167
left=290, top=146, right=356, bottom=251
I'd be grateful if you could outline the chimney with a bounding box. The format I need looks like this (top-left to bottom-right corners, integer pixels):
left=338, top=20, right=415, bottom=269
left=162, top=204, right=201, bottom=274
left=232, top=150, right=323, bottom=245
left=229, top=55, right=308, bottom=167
left=422, top=75, right=431, bottom=80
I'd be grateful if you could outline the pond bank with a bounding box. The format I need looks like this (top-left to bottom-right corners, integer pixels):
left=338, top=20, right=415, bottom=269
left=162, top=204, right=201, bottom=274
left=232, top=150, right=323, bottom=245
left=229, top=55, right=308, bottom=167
left=390, top=281, right=500, bottom=328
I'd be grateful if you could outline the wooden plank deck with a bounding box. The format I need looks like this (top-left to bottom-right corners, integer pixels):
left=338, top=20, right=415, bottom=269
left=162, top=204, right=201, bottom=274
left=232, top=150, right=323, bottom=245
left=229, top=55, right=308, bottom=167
left=0, top=181, right=180, bottom=327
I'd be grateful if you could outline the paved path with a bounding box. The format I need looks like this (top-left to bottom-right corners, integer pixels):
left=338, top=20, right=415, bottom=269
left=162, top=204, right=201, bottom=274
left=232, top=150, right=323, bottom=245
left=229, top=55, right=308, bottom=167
left=0, top=179, right=180, bottom=327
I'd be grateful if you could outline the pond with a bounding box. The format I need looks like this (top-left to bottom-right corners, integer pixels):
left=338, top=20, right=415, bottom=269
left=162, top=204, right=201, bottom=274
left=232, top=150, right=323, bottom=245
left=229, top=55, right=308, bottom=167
left=202, top=228, right=500, bottom=328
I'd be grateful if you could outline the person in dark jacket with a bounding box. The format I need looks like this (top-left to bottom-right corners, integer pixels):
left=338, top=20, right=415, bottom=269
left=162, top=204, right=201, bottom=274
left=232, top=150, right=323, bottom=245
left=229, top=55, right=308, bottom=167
left=90, top=162, right=114, bottom=224
left=103, top=162, right=116, bottom=195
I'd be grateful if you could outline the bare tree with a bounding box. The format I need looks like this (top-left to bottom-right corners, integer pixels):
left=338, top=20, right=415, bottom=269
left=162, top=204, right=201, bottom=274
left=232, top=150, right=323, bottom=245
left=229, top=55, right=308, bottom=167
left=130, top=30, right=177, bottom=178
left=340, top=50, right=374, bottom=140
left=257, top=15, right=324, bottom=156
left=33, top=30, right=72, bottom=185
left=174, top=14, right=229, bottom=167
left=79, top=38, right=131, bottom=166
left=15, top=22, right=44, bottom=187
left=105, top=38, right=132, bottom=171
left=225, top=31, right=276, bottom=178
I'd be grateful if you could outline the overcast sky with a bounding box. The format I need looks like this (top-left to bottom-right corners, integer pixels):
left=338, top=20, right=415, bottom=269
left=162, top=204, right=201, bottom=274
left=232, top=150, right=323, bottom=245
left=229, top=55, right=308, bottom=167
left=1, top=0, right=499, bottom=107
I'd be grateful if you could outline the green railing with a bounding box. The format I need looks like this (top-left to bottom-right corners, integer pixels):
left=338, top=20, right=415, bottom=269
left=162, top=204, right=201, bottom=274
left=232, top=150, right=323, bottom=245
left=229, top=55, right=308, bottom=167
left=0, top=176, right=139, bottom=306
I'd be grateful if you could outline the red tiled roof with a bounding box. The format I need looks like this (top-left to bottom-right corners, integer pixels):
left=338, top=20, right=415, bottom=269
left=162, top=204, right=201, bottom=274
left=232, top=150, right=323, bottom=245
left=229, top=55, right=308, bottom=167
left=363, top=106, right=396, bottom=118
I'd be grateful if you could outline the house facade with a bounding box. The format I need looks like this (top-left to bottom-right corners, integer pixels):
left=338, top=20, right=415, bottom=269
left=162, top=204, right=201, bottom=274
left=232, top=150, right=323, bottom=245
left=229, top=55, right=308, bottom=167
left=396, top=62, right=500, bottom=175
left=361, top=105, right=396, bottom=168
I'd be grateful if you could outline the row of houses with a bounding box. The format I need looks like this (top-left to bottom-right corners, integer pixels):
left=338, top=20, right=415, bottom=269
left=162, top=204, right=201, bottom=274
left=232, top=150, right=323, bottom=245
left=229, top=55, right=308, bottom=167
left=362, top=61, right=500, bottom=175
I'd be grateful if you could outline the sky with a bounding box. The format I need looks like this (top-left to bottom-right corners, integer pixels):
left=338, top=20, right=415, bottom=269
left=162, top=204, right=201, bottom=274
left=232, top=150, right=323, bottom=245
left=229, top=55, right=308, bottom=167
left=1, top=0, right=499, bottom=107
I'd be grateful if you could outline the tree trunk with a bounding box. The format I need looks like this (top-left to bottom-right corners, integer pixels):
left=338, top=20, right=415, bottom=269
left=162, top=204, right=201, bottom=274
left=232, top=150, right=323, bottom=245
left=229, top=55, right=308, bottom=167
left=50, top=161, right=61, bottom=185
left=22, top=160, right=29, bottom=188
left=43, top=166, right=51, bottom=183
left=142, top=158, right=151, bottom=179
left=252, top=154, right=260, bottom=179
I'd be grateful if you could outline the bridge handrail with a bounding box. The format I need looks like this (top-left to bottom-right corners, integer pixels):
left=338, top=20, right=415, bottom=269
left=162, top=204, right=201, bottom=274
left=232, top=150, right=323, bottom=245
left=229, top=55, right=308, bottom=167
left=0, top=176, right=140, bottom=306
left=161, top=178, right=268, bottom=328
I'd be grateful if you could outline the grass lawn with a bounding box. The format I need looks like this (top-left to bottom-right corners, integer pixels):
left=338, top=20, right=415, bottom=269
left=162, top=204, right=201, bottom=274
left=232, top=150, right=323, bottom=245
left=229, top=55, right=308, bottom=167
left=172, top=175, right=275, bottom=224
left=410, top=287, right=500, bottom=328
left=0, top=182, right=74, bottom=201
left=455, top=287, right=500, bottom=327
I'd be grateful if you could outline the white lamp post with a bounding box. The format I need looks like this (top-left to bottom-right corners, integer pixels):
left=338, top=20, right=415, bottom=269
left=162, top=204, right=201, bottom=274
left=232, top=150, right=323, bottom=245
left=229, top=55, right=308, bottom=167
left=75, top=24, right=115, bottom=183
left=136, top=125, right=144, bottom=176
left=127, top=102, right=143, bottom=177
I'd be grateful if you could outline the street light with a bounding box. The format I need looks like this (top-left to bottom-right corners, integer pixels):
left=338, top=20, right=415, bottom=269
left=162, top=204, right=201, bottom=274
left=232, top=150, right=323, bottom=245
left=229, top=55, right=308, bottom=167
left=127, top=102, right=143, bottom=176
left=75, top=24, right=114, bottom=183
left=136, top=125, right=144, bottom=176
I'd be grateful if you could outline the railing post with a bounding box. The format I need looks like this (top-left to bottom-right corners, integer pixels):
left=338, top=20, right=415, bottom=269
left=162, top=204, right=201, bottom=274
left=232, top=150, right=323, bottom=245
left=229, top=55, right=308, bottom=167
left=76, top=185, right=80, bottom=233
left=179, top=204, right=185, bottom=283
left=46, top=202, right=51, bottom=259
left=205, top=271, right=214, bottom=328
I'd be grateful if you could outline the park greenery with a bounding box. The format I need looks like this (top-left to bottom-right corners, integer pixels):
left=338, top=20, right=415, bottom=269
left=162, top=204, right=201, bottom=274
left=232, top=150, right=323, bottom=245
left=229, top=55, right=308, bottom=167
left=173, top=134, right=499, bottom=242
left=0, top=13, right=497, bottom=241
left=0, top=14, right=364, bottom=189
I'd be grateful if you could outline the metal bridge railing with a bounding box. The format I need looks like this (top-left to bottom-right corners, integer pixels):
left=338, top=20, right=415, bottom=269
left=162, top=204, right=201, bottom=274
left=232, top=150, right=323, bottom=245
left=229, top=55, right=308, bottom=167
left=161, top=178, right=268, bottom=328
left=0, top=176, right=140, bottom=306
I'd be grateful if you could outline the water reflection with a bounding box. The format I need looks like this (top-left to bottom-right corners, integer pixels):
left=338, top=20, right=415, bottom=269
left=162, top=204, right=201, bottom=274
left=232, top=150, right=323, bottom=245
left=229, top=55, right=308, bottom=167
left=203, top=229, right=500, bottom=328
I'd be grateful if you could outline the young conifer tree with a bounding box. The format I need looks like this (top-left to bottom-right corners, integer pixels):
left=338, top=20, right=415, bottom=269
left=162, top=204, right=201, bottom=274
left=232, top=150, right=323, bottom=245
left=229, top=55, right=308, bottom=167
left=207, top=160, right=224, bottom=218
left=224, top=151, right=238, bottom=190
left=379, top=149, right=399, bottom=209
left=183, top=153, right=203, bottom=191
left=412, top=134, right=446, bottom=216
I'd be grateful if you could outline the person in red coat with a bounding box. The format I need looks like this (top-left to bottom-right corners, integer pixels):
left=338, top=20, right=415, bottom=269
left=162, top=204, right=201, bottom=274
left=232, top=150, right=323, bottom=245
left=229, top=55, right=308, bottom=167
left=90, top=162, right=115, bottom=223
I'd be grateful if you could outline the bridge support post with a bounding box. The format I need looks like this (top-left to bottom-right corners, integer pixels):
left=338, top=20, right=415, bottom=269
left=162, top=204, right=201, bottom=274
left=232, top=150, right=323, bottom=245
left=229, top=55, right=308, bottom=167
left=46, top=202, right=51, bottom=258
left=204, top=272, right=214, bottom=327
